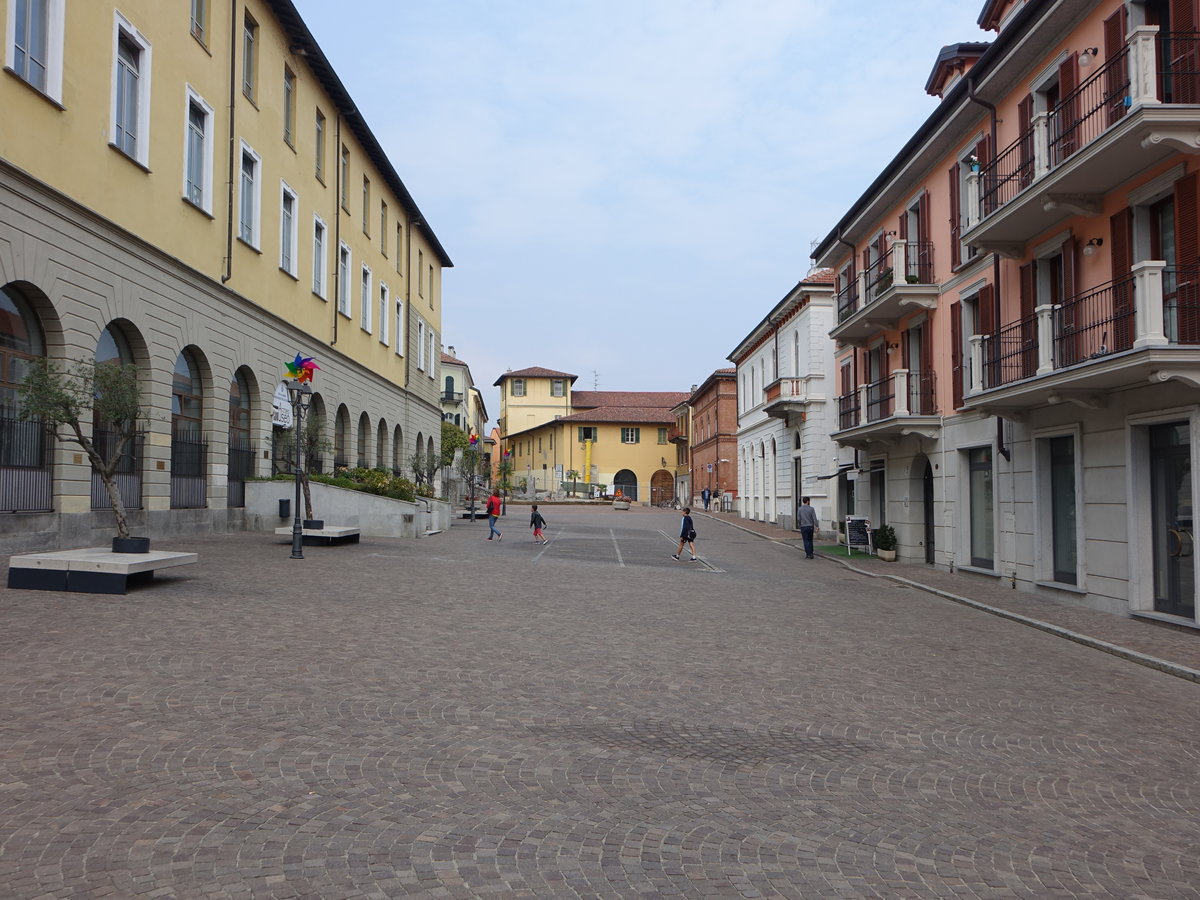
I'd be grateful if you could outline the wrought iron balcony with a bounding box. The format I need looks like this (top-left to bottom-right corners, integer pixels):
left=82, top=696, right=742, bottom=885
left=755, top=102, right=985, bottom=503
left=832, top=371, right=940, bottom=447
left=441, top=390, right=464, bottom=403
left=667, top=424, right=688, bottom=443
left=966, top=28, right=1200, bottom=253
left=830, top=239, right=938, bottom=345
left=967, top=261, right=1200, bottom=412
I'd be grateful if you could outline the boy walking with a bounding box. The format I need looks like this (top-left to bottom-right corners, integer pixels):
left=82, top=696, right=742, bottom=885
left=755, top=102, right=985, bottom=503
left=530, top=504, right=548, bottom=544
left=672, top=507, right=699, bottom=561
left=797, top=496, right=818, bottom=559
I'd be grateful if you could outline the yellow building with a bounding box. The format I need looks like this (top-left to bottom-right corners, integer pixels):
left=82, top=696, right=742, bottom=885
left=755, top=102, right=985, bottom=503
left=494, top=368, right=688, bottom=503
left=0, top=0, right=451, bottom=548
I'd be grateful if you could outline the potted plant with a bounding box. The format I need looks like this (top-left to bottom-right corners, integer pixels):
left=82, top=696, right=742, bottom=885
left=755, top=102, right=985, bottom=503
left=875, top=267, right=894, bottom=296
left=612, top=489, right=631, bottom=510
left=874, top=524, right=898, bottom=561
left=18, top=358, right=149, bottom=552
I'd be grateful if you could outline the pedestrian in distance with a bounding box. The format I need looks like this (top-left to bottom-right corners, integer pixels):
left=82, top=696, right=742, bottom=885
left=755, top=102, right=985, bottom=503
left=798, top=496, right=819, bottom=559
left=485, top=489, right=503, bottom=541
left=672, top=507, right=699, bottom=561
left=701, top=487, right=711, bottom=511
left=530, top=504, right=548, bottom=544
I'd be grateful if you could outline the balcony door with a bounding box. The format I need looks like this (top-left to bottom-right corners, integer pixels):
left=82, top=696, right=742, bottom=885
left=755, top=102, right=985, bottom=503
left=1150, top=422, right=1195, bottom=619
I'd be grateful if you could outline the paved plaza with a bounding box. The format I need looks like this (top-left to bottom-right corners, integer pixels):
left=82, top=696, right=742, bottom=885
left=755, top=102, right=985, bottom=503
left=2, top=505, right=1199, bottom=899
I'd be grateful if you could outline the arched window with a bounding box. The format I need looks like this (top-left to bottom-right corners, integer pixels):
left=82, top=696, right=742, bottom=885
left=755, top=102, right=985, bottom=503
left=334, top=405, right=349, bottom=468
left=392, top=424, right=402, bottom=473
left=170, top=349, right=206, bottom=508
left=91, top=324, right=143, bottom=510
left=0, top=285, right=46, bottom=415
left=357, top=412, right=370, bottom=468
left=376, top=419, right=387, bottom=469
left=228, top=369, right=253, bottom=508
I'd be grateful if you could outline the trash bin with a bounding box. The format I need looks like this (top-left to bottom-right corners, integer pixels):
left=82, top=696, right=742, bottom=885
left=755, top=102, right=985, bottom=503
left=279, top=498, right=290, bottom=517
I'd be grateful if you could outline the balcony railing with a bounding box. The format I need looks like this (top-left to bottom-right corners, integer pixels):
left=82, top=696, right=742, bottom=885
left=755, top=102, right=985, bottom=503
left=865, top=376, right=895, bottom=422
left=969, top=262, right=1199, bottom=393
left=0, top=416, right=54, bottom=513
left=981, top=311, right=1040, bottom=389
left=864, top=253, right=892, bottom=299
left=837, top=392, right=859, bottom=431
left=1049, top=45, right=1131, bottom=167
left=974, top=30, right=1200, bottom=225
left=904, top=241, right=935, bottom=284
left=837, top=278, right=860, bottom=321
left=834, top=370, right=938, bottom=433
left=667, top=424, right=688, bottom=443
left=441, top=391, right=463, bottom=403
left=908, top=371, right=937, bottom=416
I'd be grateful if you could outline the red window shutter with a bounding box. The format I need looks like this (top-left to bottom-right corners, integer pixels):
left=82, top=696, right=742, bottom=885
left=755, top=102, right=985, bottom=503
left=917, top=190, right=932, bottom=281
left=950, top=301, right=964, bottom=409
left=1018, top=262, right=1036, bottom=319
left=1057, top=55, right=1079, bottom=160
left=1018, top=94, right=1034, bottom=186
left=949, top=164, right=962, bottom=269
left=900, top=328, right=911, bottom=370
left=978, top=283, right=997, bottom=336
left=1175, top=172, right=1200, bottom=341
left=898, top=212, right=908, bottom=241
left=1111, top=207, right=1134, bottom=350
left=1104, top=7, right=1129, bottom=125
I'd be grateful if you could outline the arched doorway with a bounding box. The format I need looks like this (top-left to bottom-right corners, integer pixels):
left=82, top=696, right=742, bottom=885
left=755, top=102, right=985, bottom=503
left=650, top=469, right=672, bottom=506
left=92, top=323, right=144, bottom=511
left=356, top=412, right=370, bottom=468
left=334, top=405, right=350, bottom=468
left=921, top=458, right=931, bottom=564
left=614, top=468, right=637, bottom=501
left=228, top=368, right=254, bottom=508
left=170, top=347, right=207, bottom=509
left=376, top=419, right=388, bottom=470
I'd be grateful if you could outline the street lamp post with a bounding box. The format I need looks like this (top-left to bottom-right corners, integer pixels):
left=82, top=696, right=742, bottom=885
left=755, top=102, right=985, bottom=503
left=287, top=379, right=313, bottom=559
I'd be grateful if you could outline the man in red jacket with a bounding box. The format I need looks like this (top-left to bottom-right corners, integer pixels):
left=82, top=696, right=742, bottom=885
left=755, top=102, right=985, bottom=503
left=485, top=490, right=503, bottom=541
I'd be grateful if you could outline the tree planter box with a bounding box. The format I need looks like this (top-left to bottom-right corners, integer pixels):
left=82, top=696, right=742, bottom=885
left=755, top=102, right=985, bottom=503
left=876, top=548, right=897, bottom=562
left=611, top=500, right=631, bottom=510
left=112, top=536, right=151, bottom=554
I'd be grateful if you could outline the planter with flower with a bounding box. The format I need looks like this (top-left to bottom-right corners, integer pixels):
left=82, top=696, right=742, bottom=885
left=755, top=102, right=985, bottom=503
left=874, top=524, right=897, bottom=561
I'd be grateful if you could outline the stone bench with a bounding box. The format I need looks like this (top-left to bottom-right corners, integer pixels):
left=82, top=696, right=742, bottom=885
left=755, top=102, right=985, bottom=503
left=7, top=548, right=198, bottom=595
left=273, top=525, right=360, bottom=545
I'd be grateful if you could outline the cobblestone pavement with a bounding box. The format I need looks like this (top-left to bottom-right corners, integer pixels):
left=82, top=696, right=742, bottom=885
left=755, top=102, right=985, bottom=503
left=2, top=505, right=1199, bottom=899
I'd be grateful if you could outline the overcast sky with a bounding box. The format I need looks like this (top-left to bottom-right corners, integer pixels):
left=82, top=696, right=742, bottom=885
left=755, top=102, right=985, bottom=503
left=291, top=0, right=990, bottom=426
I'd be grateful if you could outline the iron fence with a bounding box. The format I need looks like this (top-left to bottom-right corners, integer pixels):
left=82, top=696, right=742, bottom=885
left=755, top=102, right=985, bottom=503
left=1159, top=33, right=1200, bottom=104
left=0, top=416, right=54, bottom=513
left=90, top=429, right=144, bottom=510
left=837, top=279, right=860, bottom=321
left=1049, top=46, right=1130, bottom=166
left=227, top=441, right=254, bottom=509
left=170, top=433, right=208, bottom=509
left=864, top=253, right=892, bottom=300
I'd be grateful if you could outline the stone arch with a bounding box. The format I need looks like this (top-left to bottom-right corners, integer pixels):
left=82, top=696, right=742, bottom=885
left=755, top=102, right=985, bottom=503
left=334, top=404, right=350, bottom=468
left=376, top=418, right=388, bottom=470
left=650, top=469, right=673, bottom=506
left=613, top=468, right=637, bottom=501
left=357, top=411, right=371, bottom=468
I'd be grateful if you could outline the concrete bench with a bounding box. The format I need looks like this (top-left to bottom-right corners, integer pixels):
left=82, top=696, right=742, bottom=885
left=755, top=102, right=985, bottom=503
left=274, top=525, right=360, bottom=545
left=7, top=548, right=198, bottom=595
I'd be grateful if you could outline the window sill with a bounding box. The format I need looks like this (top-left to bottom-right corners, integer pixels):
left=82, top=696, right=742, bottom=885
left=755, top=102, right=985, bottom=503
left=313, top=291, right=328, bottom=302
left=337, top=309, right=351, bottom=319
left=955, top=564, right=1000, bottom=578
left=279, top=267, right=299, bottom=281
left=316, top=175, right=326, bottom=187
left=236, top=236, right=261, bottom=254
left=243, top=91, right=259, bottom=110
left=182, top=196, right=215, bottom=219
left=4, top=67, right=65, bottom=108
left=361, top=326, right=373, bottom=335
left=109, top=143, right=151, bottom=173
left=191, top=32, right=212, bottom=55
left=1130, top=611, right=1200, bottom=632
left=1034, top=579, right=1086, bottom=595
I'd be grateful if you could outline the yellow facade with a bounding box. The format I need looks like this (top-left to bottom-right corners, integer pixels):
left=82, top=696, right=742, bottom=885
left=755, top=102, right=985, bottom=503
left=0, top=0, right=448, bottom=383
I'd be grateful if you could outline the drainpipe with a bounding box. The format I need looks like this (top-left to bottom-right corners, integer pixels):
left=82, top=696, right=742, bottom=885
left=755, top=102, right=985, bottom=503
left=220, top=0, right=238, bottom=284
left=331, top=115, right=342, bottom=346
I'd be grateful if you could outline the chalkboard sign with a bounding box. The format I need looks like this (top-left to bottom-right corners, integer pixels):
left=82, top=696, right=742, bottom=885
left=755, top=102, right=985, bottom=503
left=846, top=516, right=872, bottom=552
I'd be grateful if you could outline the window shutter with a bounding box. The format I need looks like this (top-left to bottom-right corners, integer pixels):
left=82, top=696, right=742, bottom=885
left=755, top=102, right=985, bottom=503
left=1110, top=207, right=1134, bottom=354
left=898, top=212, right=908, bottom=241
left=1175, top=171, right=1200, bottom=341
left=1057, top=55, right=1079, bottom=160
left=1018, top=94, right=1034, bottom=187
left=950, top=301, right=964, bottom=409
left=917, top=191, right=932, bottom=281
left=920, top=323, right=935, bottom=413
left=949, top=164, right=962, bottom=268
left=976, top=136, right=993, bottom=218
left=1018, top=260, right=1037, bottom=375
left=1104, top=7, right=1129, bottom=125
left=978, top=283, right=997, bottom=336
left=900, top=328, right=911, bottom=371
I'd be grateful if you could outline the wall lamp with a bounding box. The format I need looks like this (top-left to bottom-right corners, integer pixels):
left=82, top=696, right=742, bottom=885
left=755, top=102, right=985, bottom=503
left=1083, top=237, right=1104, bottom=257
left=1079, top=47, right=1099, bottom=66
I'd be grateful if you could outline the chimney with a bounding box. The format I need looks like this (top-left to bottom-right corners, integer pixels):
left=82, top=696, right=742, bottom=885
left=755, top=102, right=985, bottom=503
left=448, top=346, right=456, bottom=357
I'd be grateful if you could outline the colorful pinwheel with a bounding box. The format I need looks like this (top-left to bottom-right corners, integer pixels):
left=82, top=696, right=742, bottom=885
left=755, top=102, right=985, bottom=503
left=469, top=433, right=479, bottom=447
left=285, top=353, right=320, bottom=384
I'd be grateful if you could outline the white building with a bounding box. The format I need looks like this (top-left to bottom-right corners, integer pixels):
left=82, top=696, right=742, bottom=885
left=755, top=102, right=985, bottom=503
left=729, top=272, right=840, bottom=532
